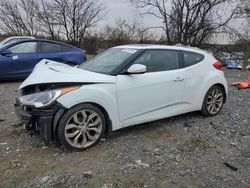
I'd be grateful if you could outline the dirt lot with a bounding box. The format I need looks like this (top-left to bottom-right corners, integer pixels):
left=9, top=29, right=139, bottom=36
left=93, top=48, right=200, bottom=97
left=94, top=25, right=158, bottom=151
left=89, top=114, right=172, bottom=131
left=0, top=69, right=249, bottom=188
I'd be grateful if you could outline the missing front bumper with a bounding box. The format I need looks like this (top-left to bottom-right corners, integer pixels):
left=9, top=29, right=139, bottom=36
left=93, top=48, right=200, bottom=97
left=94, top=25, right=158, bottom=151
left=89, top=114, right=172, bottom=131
left=14, top=102, right=64, bottom=141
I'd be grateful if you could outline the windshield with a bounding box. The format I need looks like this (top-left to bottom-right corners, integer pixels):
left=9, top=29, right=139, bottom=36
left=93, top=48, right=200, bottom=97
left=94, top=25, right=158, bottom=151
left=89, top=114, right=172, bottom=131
left=78, top=48, right=138, bottom=74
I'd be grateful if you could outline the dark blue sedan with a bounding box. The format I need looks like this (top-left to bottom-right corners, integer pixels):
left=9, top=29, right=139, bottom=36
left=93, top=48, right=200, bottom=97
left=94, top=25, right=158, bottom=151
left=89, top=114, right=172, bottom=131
left=0, top=39, right=86, bottom=80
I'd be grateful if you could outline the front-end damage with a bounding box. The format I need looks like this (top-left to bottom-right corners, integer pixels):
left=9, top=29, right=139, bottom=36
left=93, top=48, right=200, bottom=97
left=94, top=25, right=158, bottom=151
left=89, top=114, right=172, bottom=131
left=14, top=59, right=116, bottom=142
left=14, top=83, right=80, bottom=141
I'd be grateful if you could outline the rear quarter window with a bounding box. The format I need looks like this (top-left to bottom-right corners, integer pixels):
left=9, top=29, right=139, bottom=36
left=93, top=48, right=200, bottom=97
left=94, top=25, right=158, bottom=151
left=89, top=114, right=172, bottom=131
left=183, top=51, right=204, bottom=67
left=61, top=45, right=73, bottom=52
left=40, top=42, right=62, bottom=53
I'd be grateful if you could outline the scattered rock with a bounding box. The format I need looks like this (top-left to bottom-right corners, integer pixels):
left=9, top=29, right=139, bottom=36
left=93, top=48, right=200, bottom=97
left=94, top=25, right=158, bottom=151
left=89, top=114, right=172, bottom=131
left=120, top=163, right=138, bottom=172
left=100, top=138, right=106, bottom=142
left=0, top=142, right=7, bottom=145
left=82, top=171, right=93, bottom=179
left=135, top=160, right=150, bottom=167
left=230, top=142, right=237, bottom=147
left=40, top=176, right=50, bottom=184
left=11, top=160, right=21, bottom=168
left=42, top=146, right=48, bottom=150
left=154, top=148, right=161, bottom=155
left=102, top=183, right=113, bottom=188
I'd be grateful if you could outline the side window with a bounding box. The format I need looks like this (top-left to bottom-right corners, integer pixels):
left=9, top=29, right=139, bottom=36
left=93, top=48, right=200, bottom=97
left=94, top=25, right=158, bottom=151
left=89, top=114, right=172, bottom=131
left=61, top=45, right=72, bottom=52
left=4, top=38, right=19, bottom=45
left=183, top=51, right=204, bottom=67
left=8, top=42, right=38, bottom=53
left=40, top=42, right=62, bottom=53
left=133, top=50, right=179, bottom=72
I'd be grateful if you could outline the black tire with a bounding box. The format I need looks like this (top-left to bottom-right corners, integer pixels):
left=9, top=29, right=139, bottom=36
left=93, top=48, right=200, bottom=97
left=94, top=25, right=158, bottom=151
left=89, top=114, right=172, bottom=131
left=200, top=85, right=224, bottom=117
left=57, top=103, right=106, bottom=151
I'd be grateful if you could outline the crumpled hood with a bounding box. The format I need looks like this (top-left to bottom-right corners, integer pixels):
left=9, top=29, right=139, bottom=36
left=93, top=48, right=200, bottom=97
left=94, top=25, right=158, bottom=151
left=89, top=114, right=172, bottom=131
left=19, top=59, right=116, bottom=89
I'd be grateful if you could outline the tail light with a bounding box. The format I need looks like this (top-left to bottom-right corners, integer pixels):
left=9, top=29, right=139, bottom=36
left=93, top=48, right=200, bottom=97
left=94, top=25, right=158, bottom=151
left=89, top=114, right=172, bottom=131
left=213, top=60, right=222, bottom=70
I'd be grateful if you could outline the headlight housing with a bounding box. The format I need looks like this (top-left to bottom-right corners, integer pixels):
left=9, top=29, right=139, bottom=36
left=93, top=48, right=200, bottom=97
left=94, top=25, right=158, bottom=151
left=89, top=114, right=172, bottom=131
left=19, top=89, right=62, bottom=108
left=18, top=86, right=80, bottom=108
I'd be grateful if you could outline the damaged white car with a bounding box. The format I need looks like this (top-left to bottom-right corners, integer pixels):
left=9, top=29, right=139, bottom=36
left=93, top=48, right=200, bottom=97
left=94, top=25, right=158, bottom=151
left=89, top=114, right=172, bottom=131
left=15, top=45, right=228, bottom=151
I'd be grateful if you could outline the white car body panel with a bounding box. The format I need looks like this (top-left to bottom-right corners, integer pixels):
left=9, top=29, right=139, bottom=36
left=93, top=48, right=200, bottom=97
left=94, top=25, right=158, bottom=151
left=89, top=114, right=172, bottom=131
left=116, top=69, right=186, bottom=127
left=182, top=54, right=228, bottom=110
left=57, top=84, right=122, bottom=131
left=19, top=45, right=228, bottom=132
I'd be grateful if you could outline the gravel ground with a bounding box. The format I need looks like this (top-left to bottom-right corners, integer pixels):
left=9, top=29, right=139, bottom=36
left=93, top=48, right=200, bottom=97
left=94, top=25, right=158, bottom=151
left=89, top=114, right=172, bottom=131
left=0, top=69, right=249, bottom=188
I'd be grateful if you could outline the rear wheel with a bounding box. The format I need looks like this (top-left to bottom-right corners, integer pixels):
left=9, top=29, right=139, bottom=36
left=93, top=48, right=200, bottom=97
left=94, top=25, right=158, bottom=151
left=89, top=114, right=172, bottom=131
left=201, top=85, right=224, bottom=116
left=57, top=104, right=106, bottom=151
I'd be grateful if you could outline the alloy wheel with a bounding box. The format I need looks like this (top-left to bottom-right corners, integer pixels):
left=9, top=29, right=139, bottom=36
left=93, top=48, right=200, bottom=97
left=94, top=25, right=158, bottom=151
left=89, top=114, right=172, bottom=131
left=206, top=88, right=223, bottom=115
left=64, top=110, right=103, bottom=148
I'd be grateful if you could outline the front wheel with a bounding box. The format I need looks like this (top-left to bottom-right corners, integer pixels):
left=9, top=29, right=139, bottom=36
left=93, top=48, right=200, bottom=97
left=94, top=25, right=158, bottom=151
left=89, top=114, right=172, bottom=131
left=201, top=85, right=224, bottom=116
left=57, top=104, right=106, bottom=151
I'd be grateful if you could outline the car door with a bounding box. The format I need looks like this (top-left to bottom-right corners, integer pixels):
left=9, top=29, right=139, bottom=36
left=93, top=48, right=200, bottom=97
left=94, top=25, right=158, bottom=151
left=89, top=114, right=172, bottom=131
left=116, top=49, right=186, bottom=127
left=0, top=41, right=39, bottom=79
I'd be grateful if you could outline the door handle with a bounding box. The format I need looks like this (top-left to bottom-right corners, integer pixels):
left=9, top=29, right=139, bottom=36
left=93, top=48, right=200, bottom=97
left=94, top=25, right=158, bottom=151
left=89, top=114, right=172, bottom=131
left=174, top=77, right=184, bottom=82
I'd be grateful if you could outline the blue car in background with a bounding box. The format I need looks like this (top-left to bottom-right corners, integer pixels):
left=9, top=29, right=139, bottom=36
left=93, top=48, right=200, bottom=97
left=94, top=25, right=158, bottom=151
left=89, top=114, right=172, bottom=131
left=0, top=39, right=86, bottom=80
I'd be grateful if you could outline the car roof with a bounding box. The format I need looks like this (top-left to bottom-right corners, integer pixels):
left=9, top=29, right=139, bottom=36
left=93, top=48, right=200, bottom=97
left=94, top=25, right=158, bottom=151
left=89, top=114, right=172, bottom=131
left=114, top=44, right=208, bottom=55
left=0, top=39, right=81, bottom=50
left=5, top=36, right=35, bottom=39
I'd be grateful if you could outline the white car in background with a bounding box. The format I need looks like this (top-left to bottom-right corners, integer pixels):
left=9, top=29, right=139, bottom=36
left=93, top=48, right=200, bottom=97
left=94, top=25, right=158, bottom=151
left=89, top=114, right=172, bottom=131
left=15, top=45, right=228, bottom=151
left=0, top=36, right=35, bottom=46
left=237, top=62, right=250, bottom=70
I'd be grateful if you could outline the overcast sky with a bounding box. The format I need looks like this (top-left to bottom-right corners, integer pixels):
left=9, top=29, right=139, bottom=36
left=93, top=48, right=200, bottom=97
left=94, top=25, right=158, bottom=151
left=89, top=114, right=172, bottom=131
left=99, top=0, right=245, bottom=43
left=100, top=0, right=161, bottom=27
left=101, top=0, right=137, bottom=25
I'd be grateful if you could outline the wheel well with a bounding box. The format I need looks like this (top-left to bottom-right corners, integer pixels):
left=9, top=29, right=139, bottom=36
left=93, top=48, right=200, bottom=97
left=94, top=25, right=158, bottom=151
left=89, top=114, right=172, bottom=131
left=87, top=102, right=113, bottom=135
left=214, top=83, right=227, bottom=103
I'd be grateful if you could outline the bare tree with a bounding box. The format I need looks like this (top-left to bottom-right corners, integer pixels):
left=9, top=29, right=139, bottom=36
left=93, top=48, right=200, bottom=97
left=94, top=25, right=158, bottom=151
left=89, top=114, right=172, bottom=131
left=238, top=0, right=250, bottom=70
left=19, top=0, right=40, bottom=35
left=128, top=0, right=236, bottom=46
left=53, top=0, right=105, bottom=47
left=0, top=0, right=105, bottom=46
left=0, top=0, right=27, bottom=35
left=0, top=0, right=40, bottom=35
left=36, top=0, right=61, bottom=40
left=99, top=18, right=154, bottom=47
left=228, top=0, right=250, bottom=70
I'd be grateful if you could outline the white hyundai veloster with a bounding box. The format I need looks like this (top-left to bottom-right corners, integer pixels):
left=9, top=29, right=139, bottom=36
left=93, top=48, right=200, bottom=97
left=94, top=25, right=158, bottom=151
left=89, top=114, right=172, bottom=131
left=15, top=45, right=228, bottom=150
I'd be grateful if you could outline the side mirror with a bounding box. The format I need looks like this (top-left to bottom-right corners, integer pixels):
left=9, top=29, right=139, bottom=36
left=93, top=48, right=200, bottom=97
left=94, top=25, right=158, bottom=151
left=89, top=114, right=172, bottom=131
left=1, top=49, right=12, bottom=56
left=127, top=64, right=146, bottom=74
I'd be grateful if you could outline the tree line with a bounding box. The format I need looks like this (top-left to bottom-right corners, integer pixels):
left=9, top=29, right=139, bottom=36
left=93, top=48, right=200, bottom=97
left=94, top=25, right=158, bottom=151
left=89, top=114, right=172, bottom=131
left=0, top=0, right=105, bottom=47
left=0, top=0, right=249, bottom=67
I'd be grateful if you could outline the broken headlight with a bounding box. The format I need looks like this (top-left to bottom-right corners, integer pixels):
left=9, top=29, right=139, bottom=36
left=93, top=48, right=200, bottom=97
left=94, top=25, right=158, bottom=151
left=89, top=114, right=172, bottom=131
left=19, top=89, right=62, bottom=108
left=18, top=85, right=80, bottom=108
